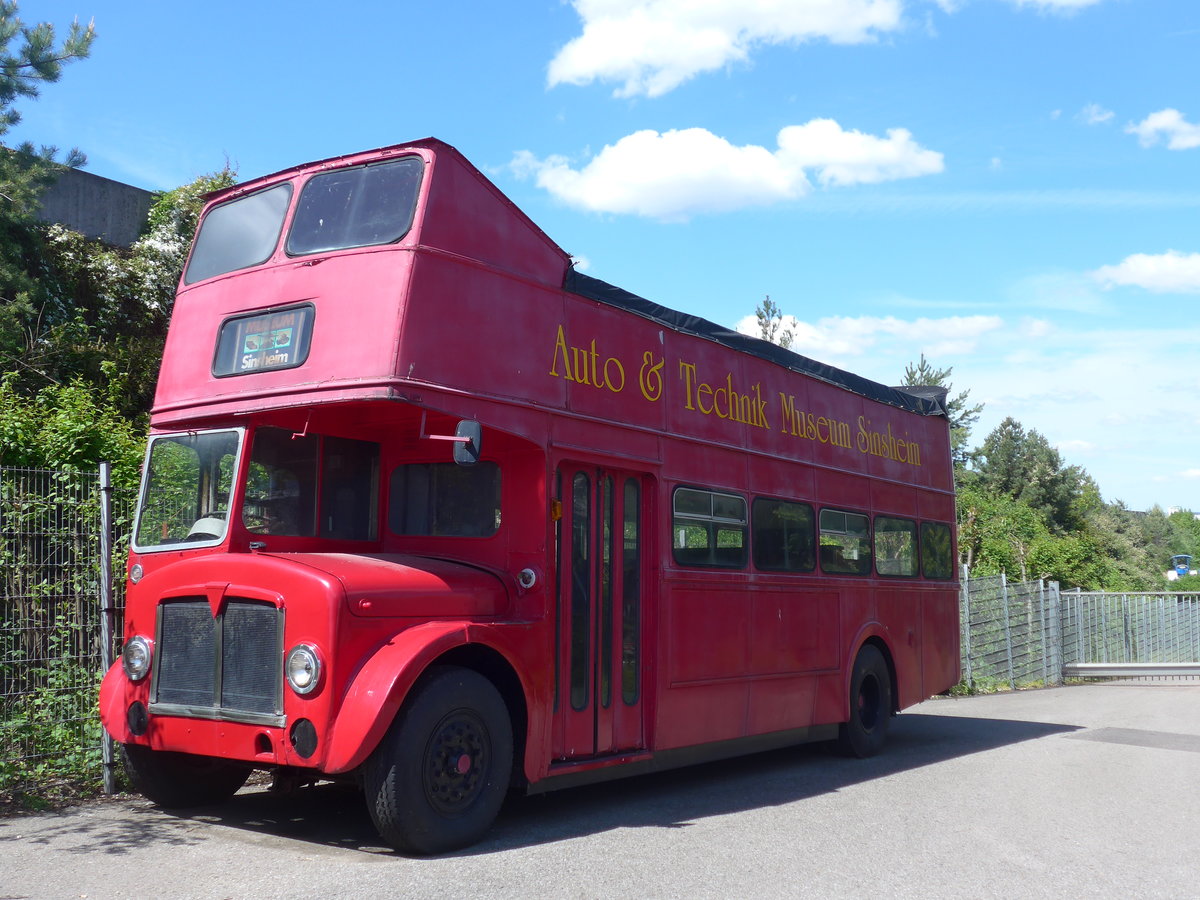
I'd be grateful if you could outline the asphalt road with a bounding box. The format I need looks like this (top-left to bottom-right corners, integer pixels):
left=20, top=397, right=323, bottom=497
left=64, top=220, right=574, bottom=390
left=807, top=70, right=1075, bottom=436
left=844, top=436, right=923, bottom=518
left=2, top=683, right=1198, bottom=899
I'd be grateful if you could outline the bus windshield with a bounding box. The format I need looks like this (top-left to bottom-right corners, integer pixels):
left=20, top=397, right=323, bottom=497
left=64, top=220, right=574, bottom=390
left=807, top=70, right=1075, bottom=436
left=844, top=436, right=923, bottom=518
left=286, top=156, right=423, bottom=256
left=184, top=184, right=292, bottom=284
left=134, top=430, right=242, bottom=550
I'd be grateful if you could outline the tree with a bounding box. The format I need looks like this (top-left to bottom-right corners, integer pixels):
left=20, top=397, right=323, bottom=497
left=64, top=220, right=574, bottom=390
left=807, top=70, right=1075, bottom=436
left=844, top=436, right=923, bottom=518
left=972, top=417, right=1087, bottom=533
left=24, top=168, right=237, bottom=417
left=755, top=295, right=793, bottom=349
left=0, top=2, right=94, bottom=211
left=0, top=3, right=95, bottom=393
left=901, top=353, right=982, bottom=470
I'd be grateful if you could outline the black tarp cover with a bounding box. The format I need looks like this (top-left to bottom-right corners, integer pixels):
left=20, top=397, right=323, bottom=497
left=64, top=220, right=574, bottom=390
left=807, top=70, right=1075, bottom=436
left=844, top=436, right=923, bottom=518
left=565, top=270, right=948, bottom=419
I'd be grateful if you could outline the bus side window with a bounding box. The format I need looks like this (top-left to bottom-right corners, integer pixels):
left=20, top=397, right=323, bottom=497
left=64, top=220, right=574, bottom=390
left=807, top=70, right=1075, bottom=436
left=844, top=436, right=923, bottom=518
left=818, top=508, right=872, bottom=575
left=752, top=498, right=816, bottom=572
left=671, top=487, right=747, bottom=568
left=320, top=437, right=380, bottom=541
left=389, top=461, right=501, bottom=537
left=242, top=428, right=319, bottom=536
left=874, top=516, right=918, bottom=577
left=921, top=522, right=954, bottom=579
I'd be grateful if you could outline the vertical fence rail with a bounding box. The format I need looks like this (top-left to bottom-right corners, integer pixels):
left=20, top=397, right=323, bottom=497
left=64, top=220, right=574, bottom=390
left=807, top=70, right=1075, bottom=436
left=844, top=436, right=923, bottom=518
left=98, top=462, right=116, bottom=795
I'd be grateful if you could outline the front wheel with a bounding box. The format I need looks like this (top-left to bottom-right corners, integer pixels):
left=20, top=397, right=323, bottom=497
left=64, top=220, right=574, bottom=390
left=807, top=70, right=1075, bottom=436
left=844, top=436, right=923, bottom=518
left=837, top=644, right=893, bottom=758
left=364, top=666, right=513, bottom=855
left=121, top=744, right=251, bottom=808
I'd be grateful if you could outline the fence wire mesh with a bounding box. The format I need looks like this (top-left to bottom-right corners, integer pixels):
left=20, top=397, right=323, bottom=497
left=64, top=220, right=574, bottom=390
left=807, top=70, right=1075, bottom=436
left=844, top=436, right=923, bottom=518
left=1062, top=590, right=1200, bottom=667
left=0, top=467, right=128, bottom=794
left=960, top=571, right=1063, bottom=689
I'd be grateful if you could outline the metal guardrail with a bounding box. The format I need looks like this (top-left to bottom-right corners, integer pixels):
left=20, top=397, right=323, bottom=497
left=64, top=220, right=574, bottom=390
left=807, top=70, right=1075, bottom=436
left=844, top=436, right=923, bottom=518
left=1064, top=662, right=1200, bottom=678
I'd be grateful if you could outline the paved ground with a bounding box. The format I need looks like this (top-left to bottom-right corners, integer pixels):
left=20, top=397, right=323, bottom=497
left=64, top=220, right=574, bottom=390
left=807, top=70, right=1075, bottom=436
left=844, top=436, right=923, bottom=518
left=2, top=683, right=1198, bottom=899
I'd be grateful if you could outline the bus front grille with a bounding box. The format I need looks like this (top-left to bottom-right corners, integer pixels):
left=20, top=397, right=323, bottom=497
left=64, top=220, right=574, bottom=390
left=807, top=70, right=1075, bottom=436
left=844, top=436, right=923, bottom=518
left=151, top=599, right=283, bottom=725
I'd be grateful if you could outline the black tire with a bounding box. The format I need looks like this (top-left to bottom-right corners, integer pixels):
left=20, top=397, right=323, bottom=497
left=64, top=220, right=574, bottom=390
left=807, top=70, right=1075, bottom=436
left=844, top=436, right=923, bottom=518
left=837, top=644, right=893, bottom=758
left=364, top=666, right=513, bottom=855
left=121, top=744, right=251, bottom=808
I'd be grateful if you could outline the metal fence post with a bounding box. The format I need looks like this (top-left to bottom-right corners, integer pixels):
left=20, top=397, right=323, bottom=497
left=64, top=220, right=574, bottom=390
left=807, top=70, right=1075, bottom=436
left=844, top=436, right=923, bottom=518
left=961, top=564, right=973, bottom=685
left=98, top=462, right=116, bottom=795
left=1048, top=581, right=1062, bottom=684
left=1001, top=571, right=1015, bottom=690
left=1038, top=579, right=1048, bottom=684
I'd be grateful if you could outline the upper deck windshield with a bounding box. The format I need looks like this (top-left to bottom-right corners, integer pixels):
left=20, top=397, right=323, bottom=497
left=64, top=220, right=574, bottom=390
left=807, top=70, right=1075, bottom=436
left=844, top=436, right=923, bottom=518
left=134, top=430, right=242, bottom=550
left=183, top=155, right=424, bottom=285
left=184, top=185, right=292, bottom=284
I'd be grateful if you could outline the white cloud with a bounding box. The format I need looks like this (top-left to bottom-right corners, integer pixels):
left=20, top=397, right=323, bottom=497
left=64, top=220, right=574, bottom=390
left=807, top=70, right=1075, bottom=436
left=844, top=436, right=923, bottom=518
left=1092, top=250, right=1200, bottom=293
left=1008, top=271, right=1115, bottom=314
left=1126, top=108, right=1200, bottom=150
left=548, top=0, right=904, bottom=98
left=1183, top=469, right=1200, bottom=480
left=511, top=124, right=943, bottom=220
left=1057, top=439, right=1096, bottom=455
left=1008, top=0, right=1104, bottom=10
left=1078, top=103, right=1114, bottom=125
left=734, top=312, right=1003, bottom=360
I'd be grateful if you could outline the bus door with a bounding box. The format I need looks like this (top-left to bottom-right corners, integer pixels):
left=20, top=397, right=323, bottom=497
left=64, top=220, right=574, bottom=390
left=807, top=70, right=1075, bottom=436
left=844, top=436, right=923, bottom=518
left=554, top=465, right=648, bottom=760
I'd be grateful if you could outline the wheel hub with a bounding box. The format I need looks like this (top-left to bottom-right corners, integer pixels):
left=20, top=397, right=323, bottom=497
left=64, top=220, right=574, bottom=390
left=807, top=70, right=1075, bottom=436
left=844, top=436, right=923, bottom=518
left=425, top=712, right=489, bottom=814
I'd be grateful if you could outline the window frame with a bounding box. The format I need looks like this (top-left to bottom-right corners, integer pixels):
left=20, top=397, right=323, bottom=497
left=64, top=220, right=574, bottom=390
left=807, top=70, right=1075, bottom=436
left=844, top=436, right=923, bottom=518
left=387, top=459, right=502, bottom=538
left=671, top=486, right=748, bottom=569
left=873, top=515, right=919, bottom=578
left=285, top=156, right=424, bottom=258
left=817, top=507, right=873, bottom=577
left=751, top=496, right=816, bottom=573
left=920, top=520, right=955, bottom=581
left=184, top=182, right=293, bottom=285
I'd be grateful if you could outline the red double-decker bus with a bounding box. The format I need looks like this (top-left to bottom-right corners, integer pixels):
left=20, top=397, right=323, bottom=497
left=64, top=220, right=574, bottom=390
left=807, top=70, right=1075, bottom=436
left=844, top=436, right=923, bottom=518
left=100, top=139, right=960, bottom=854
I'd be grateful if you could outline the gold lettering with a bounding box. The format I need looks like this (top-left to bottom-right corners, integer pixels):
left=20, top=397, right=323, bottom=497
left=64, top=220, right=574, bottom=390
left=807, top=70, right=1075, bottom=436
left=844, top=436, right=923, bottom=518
left=679, top=361, right=698, bottom=410
left=549, top=324, right=573, bottom=380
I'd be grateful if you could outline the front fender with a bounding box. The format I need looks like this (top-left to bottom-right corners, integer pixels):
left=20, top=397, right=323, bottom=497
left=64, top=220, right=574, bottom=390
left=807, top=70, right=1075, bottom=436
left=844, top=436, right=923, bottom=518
left=99, top=660, right=138, bottom=743
left=322, top=621, right=478, bottom=773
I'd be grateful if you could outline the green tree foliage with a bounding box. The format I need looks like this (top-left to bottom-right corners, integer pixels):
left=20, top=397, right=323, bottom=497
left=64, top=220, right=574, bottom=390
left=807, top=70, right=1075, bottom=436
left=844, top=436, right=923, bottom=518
left=970, top=417, right=1087, bottom=533
left=901, top=353, right=982, bottom=470
left=0, top=4, right=95, bottom=369
left=0, top=6, right=234, bottom=475
left=754, top=295, right=794, bottom=349
left=0, top=372, right=141, bottom=481
left=956, top=413, right=1200, bottom=590
left=11, top=169, right=237, bottom=417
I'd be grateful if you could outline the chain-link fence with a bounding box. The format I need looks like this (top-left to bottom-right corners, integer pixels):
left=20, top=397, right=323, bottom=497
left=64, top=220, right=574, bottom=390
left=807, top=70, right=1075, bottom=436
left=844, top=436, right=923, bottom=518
left=960, top=571, right=1200, bottom=688
left=1061, top=590, right=1200, bottom=667
left=0, top=466, right=128, bottom=796
left=960, top=571, right=1063, bottom=689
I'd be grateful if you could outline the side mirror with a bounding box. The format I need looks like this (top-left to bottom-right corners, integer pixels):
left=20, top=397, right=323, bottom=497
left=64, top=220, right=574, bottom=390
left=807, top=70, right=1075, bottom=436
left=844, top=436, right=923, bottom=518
left=453, top=420, right=482, bottom=466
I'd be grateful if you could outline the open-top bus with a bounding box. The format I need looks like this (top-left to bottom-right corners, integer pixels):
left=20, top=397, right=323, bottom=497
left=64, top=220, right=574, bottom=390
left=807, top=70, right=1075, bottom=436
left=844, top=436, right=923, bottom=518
left=100, top=139, right=960, bottom=854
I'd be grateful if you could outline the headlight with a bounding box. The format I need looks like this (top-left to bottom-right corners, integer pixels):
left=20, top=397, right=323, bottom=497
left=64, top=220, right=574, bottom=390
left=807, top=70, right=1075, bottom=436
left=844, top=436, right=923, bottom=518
left=285, top=644, right=322, bottom=695
left=122, top=636, right=152, bottom=682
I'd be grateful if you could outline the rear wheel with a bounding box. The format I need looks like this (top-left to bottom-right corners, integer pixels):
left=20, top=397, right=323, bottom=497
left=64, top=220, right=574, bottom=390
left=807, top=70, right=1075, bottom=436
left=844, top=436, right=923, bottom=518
left=837, top=644, right=892, bottom=758
left=364, top=666, right=513, bottom=855
left=121, top=744, right=251, bottom=808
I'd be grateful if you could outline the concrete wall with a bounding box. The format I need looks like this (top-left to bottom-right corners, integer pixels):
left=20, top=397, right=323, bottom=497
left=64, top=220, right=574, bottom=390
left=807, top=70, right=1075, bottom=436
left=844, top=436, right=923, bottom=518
left=35, top=166, right=153, bottom=248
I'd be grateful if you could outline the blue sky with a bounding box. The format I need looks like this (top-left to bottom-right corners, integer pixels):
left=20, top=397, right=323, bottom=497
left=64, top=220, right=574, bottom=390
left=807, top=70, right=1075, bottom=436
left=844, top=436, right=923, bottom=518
left=12, top=0, right=1200, bottom=512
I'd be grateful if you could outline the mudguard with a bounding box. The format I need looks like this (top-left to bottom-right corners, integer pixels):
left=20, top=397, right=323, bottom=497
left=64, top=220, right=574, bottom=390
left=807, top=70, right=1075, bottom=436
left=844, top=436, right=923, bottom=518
left=322, top=621, right=511, bottom=774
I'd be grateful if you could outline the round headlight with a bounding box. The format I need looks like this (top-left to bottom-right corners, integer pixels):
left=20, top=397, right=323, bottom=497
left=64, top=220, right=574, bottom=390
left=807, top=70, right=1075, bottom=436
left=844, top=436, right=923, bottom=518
left=122, top=636, right=152, bottom=682
left=285, top=644, right=322, bottom=695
